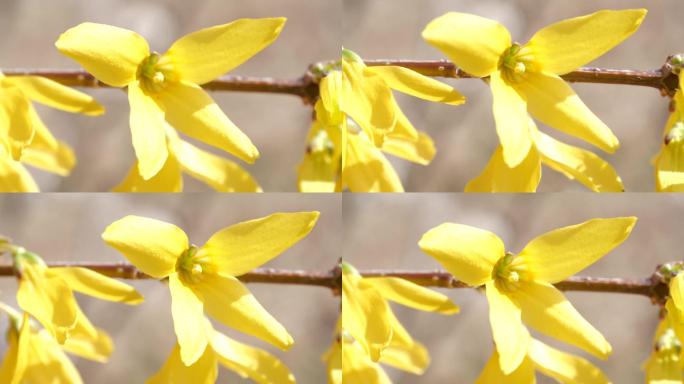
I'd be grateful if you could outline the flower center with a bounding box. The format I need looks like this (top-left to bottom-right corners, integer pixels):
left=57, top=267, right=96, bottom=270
left=138, top=52, right=177, bottom=93
left=655, top=328, right=682, bottom=363
left=500, top=43, right=534, bottom=83
left=493, top=252, right=529, bottom=291
left=176, top=245, right=212, bottom=285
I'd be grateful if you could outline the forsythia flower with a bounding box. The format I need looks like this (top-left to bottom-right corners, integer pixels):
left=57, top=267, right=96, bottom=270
left=56, top=18, right=286, bottom=180
left=419, top=217, right=636, bottom=373
left=13, top=247, right=143, bottom=344
left=644, top=319, right=683, bottom=383
left=466, top=120, right=624, bottom=192
left=655, top=74, right=684, bottom=191
left=114, top=126, right=261, bottom=192
left=477, top=338, right=610, bottom=383
left=422, top=9, right=646, bottom=168
left=102, top=212, right=319, bottom=365
left=342, top=262, right=458, bottom=361
left=148, top=317, right=295, bottom=384
left=0, top=306, right=113, bottom=384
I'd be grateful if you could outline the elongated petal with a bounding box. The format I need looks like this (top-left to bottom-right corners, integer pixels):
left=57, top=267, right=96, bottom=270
left=210, top=329, right=296, bottom=383
left=669, top=274, right=684, bottom=320
left=24, top=331, right=83, bottom=383
left=526, top=9, right=647, bottom=75
left=490, top=70, right=532, bottom=167
left=366, top=65, right=465, bottom=105
left=48, top=267, right=143, bottom=304
left=165, top=18, right=286, bottom=85
left=199, top=211, right=318, bottom=277
left=535, top=130, right=624, bottom=192
left=0, top=84, right=33, bottom=160
left=342, top=341, right=392, bottom=384
left=379, top=310, right=429, bottom=374
left=344, top=132, right=404, bottom=192
left=422, top=12, right=511, bottom=77
left=0, top=313, right=30, bottom=384
left=4, top=76, right=104, bottom=115
left=486, top=281, right=529, bottom=374
left=195, top=274, right=293, bottom=350
left=169, top=274, right=209, bottom=366
left=529, top=339, right=609, bottom=384
left=475, top=351, right=535, bottom=384
left=382, top=131, right=436, bottom=166
left=20, top=107, right=75, bottom=177
left=656, top=131, right=684, bottom=191
left=419, top=223, right=503, bottom=286
left=519, top=217, right=636, bottom=283
left=520, top=72, right=618, bottom=153
left=361, top=277, right=459, bottom=314
left=128, top=81, right=168, bottom=180
left=157, top=81, right=259, bottom=163
left=56, top=23, right=149, bottom=87
left=102, top=215, right=188, bottom=278
left=146, top=343, right=217, bottom=384
left=513, top=281, right=611, bottom=358
left=465, top=145, right=541, bottom=192
left=175, top=139, right=261, bottom=192
left=0, top=157, right=39, bottom=192
left=61, top=324, right=113, bottom=363
left=112, top=156, right=183, bottom=193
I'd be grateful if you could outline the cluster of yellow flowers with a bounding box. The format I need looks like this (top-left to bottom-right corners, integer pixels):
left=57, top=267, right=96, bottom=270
left=0, top=211, right=319, bottom=383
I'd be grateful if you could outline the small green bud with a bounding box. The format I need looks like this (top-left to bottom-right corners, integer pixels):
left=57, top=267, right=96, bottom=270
left=341, top=48, right=364, bottom=64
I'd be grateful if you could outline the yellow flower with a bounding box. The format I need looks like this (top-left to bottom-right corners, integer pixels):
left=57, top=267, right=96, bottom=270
left=466, top=120, right=623, bottom=192
left=655, top=75, right=684, bottom=192
left=148, top=317, right=295, bottom=384
left=477, top=338, right=610, bottom=383
left=56, top=19, right=286, bottom=180
left=423, top=9, right=646, bottom=167
left=419, top=217, right=636, bottom=373
left=342, top=262, right=458, bottom=361
left=643, top=319, right=683, bottom=383
left=13, top=247, right=143, bottom=344
left=102, top=212, right=319, bottom=365
left=0, top=306, right=114, bottom=384
left=114, top=126, right=261, bottom=192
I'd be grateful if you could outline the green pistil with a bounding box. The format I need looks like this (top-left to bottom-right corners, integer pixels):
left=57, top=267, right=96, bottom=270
left=139, top=52, right=175, bottom=93
left=494, top=252, right=527, bottom=291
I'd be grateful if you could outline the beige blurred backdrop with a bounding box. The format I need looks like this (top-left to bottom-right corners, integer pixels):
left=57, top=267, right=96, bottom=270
left=344, top=194, right=684, bottom=383
left=344, top=0, right=683, bottom=192
left=0, top=194, right=341, bottom=383
left=0, top=0, right=339, bottom=192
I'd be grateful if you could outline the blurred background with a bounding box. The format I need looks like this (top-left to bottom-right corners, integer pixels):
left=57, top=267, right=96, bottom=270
left=0, top=0, right=339, bottom=191
left=344, top=194, right=684, bottom=383
left=0, top=194, right=341, bottom=383
left=344, top=0, right=682, bottom=192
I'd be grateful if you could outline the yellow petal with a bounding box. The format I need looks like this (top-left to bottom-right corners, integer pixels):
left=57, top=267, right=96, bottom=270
left=669, top=274, right=684, bottom=320
left=490, top=70, right=532, bottom=167
left=418, top=223, right=503, bottom=286
left=382, top=130, right=436, bottom=166
left=112, top=155, right=183, bottom=193
left=513, top=281, right=611, bottom=358
left=342, top=270, right=393, bottom=361
left=199, top=212, right=318, bottom=276
left=343, top=132, right=404, bottom=192
left=526, top=9, right=647, bottom=75
left=195, top=274, right=294, bottom=350
left=61, top=324, right=113, bottom=363
left=519, top=217, right=636, bottom=284
left=342, top=340, right=393, bottom=384
left=24, top=329, right=83, bottom=383
left=174, top=139, right=261, bottom=192
left=655, top=131, right=684, bottom=191
left=210, top=328, right=296, bottom=383
left=165, top=18, right=286, bottom=85
left=422, top=12, right=511, bottom=77
left=20, top=107, right=76, bottom=177
left=4, top=76, right=104, bottom=115
left=365, top=65, right=465, bottom=105
left=0, top=157, right=39, bottom=192
left=56, top=22, right=149, bottom=87
left=157, top=81, right=259, bottom=163
left=102, top=215, right=187, bottom=278
left=298, top=120, right=340, bottom=192
left=169, top=274, right=209, bottom=366
left=475, top=351, right=535, bottom=384
left=47, top=267, right=143, bottom=304
left=0, top=84, right=33, bottom=160
left=535, top=130, right=624, bottom=192
left=519, top=71, right=618, bottom=153
left=0, top=313, right=30, bottom=384
left=128, top=80, right=168, bottom=180
left=465, top=145, right=541, bottom=192
left=361, top=277, right=459, bottom=314
left=529, top=339, right=610, bottom=384
left=486, top=281, right=530, bottom=374
left=378, top=310, right=430, bottom=374
left=146, top=343, right=217, bottom=384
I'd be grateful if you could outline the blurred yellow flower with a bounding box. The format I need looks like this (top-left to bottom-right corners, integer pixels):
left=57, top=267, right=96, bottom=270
left=13, top=247, right=143, bottom=344
left=148, top=317, right=295, bottom=384
left=102, top=212, right=319, bottom=366
left=56, top=18, right=286, bottom=180
left=419, top=217, right=636, bottom=373
left=423, top=10, right=646, bottom=167
left=477, top=338, right=609, bottom=383
left=655, top=76, right=684, bottom=192
left=644, top=318, right=683, bottom=383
